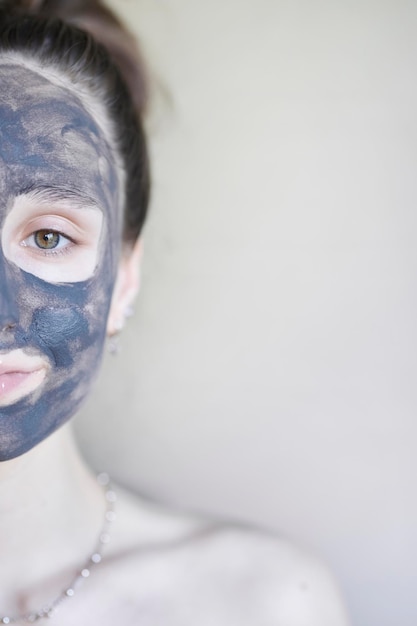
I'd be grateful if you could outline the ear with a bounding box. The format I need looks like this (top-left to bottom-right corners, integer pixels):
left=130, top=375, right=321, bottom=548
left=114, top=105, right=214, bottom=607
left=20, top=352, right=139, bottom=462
left=107, top=238, right=142, bottom=336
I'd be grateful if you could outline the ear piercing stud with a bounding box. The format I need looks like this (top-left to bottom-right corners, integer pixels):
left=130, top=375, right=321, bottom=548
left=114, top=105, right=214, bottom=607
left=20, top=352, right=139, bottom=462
left=115, top=305, right=135, bottom=332
left=108, top=306, right=135, bottom=355
left=124, top=305, right=134, bottom=319
left=108, top=335, right=121, bottom=355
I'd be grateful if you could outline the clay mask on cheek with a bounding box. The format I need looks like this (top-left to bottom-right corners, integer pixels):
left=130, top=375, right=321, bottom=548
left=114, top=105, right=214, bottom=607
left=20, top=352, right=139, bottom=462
left=0, top=64, right=122, bottom=461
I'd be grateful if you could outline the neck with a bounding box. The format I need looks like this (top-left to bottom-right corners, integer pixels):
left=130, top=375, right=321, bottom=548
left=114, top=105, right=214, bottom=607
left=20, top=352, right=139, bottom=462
left=0, top=425, right=106, bottom=612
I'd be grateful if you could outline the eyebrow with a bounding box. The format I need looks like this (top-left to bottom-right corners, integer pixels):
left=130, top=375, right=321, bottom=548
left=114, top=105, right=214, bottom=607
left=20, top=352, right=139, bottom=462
left=18, top=185, right=102, bottom=211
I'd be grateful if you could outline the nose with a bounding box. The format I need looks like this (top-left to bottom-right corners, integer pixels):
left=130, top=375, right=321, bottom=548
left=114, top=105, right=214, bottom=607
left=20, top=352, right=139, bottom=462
left=0, top=321, right=16, bottom=332
left=0, top=257, right=19, bottom=334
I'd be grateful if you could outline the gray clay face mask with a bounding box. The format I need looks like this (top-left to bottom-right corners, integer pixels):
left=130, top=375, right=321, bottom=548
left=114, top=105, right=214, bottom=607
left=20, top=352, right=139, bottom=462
left=0, top=64, right=122, bottom=461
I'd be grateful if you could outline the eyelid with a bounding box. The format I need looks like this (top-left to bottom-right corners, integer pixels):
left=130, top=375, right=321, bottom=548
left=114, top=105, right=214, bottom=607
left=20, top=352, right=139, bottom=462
left=20, top=215, right=90, bottom=244
left=2, top=198, right=104, bottom=283
left=11, top=196, right=103, bottom=240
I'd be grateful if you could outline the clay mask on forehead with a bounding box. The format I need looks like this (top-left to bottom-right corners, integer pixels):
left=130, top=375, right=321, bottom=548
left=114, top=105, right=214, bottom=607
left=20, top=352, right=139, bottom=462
left=0, top=63, right=122, bottom=461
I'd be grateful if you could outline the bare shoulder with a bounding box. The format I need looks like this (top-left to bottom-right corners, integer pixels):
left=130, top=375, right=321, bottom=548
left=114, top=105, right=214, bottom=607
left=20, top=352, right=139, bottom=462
left=180, top=525, right=351, bottom=626
left=99, top=488, right=350, bottom=626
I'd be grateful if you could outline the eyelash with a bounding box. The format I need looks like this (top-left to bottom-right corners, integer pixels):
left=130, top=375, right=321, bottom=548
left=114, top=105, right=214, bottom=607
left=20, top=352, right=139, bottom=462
left=22, top=230, right=76, bottom=257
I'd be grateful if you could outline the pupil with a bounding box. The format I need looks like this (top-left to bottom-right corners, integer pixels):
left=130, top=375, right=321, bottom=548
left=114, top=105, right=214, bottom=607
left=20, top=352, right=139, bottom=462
left=35, top=230, right=60, bottom=249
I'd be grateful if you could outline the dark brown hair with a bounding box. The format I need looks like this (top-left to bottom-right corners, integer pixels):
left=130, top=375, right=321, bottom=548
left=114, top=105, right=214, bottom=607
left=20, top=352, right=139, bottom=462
left=0, top=0, right=150, bottom=244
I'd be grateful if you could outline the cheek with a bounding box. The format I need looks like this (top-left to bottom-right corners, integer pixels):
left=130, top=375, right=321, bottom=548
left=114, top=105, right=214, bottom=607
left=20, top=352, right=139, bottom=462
left=31, top=306, right=90, bottom=367
left=0, top=254, right=116, bottom=460
left=13, top=266, right=113, bottom=372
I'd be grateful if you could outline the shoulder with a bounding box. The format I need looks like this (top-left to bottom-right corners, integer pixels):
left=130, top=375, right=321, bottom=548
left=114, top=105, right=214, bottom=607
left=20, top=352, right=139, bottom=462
left=181, top=524, right=350, bottom=626
left=104, top=488, right=350, bottom=626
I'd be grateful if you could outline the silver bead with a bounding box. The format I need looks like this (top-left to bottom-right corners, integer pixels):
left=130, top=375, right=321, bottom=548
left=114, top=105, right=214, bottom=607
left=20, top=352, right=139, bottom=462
left=40, top=607, right=53, bottom=619
left=105, top=490, right=117, bottom=503
left=97, top=472, right=110, bottom=486
left=91, top=553, right=102, bottom=564
left=81, top=568, right=90, bottom=578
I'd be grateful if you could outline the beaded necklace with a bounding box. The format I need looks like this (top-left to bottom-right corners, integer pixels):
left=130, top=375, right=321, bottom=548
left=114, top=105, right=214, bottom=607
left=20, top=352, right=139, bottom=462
left=1, top=473, right=116, bottom=624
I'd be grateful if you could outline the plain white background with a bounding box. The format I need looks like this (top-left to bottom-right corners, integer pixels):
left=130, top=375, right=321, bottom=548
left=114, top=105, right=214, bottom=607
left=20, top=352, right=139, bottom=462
left=75, top=2, right=417, bottom=625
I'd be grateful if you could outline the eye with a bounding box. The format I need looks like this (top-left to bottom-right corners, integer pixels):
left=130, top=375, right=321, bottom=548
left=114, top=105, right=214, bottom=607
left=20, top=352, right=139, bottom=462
left=23, top=229, right=72, bottom=252
left=34, top=230, right=60, bottom=250
left=3, top=197, right=104, bottom=283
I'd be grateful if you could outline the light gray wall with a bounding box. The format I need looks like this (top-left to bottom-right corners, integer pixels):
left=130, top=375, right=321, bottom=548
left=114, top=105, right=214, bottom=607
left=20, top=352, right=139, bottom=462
left=75, top=2, right=417, bottom=625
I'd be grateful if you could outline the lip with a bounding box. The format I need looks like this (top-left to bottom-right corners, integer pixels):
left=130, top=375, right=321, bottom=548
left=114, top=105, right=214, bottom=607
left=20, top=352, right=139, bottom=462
left=0, top=349, right=48, bottom=407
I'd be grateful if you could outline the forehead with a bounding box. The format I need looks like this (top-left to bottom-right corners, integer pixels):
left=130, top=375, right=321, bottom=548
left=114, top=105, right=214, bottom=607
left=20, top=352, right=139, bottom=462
left=0, top=63, right=120, bottom=212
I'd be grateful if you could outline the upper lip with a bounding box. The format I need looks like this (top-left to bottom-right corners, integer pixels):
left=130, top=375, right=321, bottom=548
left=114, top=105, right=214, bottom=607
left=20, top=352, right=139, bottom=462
left=0, top=349, right=49, bottom=375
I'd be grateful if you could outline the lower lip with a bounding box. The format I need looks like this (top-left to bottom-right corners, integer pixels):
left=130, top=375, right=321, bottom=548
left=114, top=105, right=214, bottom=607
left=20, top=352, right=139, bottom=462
left=0, top=369, right=46, bottom=406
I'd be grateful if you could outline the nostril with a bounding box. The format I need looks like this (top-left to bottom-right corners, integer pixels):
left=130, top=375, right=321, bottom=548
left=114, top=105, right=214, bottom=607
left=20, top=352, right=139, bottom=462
left=0, top=322, right=16, bottom=333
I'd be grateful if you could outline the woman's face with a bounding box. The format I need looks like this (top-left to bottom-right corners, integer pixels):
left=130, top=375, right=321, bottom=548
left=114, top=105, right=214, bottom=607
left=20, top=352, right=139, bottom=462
left=0, top=62, right=122, bottom=461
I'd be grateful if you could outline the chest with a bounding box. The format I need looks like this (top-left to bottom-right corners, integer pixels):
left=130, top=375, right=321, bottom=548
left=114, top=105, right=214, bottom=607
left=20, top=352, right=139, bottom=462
left=48, top=557, right=264, bottom=626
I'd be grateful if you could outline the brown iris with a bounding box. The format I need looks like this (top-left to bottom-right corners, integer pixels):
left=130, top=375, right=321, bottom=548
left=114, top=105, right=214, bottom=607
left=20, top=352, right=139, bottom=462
left=34, top=230, right=60, bottom=250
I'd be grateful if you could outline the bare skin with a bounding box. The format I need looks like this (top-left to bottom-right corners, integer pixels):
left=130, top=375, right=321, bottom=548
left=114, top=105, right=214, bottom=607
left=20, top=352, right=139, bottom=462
left=0, top=59, right=350, bottom=626
left=0, top=425, right=350, bottom=625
